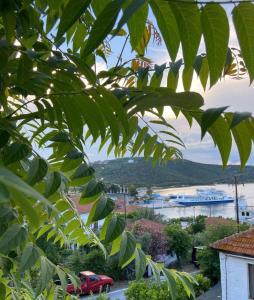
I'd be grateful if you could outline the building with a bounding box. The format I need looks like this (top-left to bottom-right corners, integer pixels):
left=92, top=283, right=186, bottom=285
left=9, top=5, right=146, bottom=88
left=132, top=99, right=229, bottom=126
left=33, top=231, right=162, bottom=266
left=212, top=228, right=254, bottom=300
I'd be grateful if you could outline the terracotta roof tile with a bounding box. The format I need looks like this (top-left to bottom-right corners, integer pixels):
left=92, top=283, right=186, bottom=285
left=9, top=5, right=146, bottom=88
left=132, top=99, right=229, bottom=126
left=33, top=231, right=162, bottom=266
left=205, top=217, right=236, bottom=228
left=69, top=196, right=142, bottom=215
left=212, top=228, right=254, bottom=257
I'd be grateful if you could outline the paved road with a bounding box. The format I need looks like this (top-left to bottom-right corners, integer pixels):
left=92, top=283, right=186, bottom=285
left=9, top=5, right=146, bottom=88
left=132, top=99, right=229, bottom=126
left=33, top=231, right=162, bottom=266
left=197, top=283, right=221, bottom=300
left=81, top=288, right=126, bottom=300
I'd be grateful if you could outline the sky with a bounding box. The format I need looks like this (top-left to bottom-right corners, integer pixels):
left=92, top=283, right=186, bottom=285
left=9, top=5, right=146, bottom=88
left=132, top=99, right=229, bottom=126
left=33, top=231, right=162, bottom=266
left=85, top=5, right=254, bottom=166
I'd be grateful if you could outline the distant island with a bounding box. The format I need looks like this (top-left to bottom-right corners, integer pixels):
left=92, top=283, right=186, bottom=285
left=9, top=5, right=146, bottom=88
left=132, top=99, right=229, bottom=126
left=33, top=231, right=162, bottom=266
left=93, top=157, right=254, bottom=187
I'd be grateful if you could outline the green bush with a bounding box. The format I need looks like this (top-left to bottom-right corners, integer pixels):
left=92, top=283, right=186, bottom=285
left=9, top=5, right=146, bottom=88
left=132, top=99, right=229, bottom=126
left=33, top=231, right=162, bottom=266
left=64, top=249, right=125, bottom=280
left=125, top=274, right=211, bottom=300
left=194, top=274, right=211, bottom=296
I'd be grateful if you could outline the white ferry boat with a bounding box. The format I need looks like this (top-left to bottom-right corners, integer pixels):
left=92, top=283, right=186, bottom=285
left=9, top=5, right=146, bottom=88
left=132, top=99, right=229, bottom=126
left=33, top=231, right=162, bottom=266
left=168, top=188, right=234, bottom=206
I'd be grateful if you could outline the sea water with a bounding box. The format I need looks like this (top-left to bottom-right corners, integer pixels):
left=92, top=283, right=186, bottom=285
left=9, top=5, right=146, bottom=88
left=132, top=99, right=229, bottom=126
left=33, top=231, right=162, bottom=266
left=154, top=183, right=254, bottom=219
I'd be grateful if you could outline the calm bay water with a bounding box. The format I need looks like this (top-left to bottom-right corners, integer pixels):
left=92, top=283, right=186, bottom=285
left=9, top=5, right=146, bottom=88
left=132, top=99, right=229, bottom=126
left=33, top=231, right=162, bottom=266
left=154, top=183, right=254, bottom=219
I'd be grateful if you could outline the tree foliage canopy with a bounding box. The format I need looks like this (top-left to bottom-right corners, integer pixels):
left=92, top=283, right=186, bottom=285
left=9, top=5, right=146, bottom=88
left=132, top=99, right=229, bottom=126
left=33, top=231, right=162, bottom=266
left=0, top=0, right=254, bottom=298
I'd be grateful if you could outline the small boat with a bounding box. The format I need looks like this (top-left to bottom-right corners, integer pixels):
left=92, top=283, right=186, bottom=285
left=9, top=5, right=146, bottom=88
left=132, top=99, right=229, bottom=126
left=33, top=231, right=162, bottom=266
left=168, top=188, right=234, bottom=206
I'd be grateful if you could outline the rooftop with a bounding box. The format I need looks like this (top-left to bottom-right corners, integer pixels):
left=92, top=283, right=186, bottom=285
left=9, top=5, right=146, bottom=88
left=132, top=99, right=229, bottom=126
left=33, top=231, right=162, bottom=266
left=205, top=217, right=237, bottom=228
left=212, top=228, right=254, bottom=258
left=69, top=196, right=141, bottom=215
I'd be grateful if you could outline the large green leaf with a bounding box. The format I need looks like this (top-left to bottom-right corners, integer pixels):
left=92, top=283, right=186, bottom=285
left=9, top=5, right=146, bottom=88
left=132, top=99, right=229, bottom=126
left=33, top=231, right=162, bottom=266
left=0, top=130, right=10, bottom=148
left=233, top=3, right=254, bottom=81
left=27, top=157, right=48, bottom=186
left=201, top=4, right=229, bottom=86
left=115, top=0, right=148, bottom=38
left=201, top=106, right=228, bottom=138
left=82, top=0, right=124, bottom=57
left=126, top=89, right=204, bottom=115
left=80, top=180, right=104, bottom=204
left=150, top=0, right=180, bottom=61
left=119, top=231, right=136, bottom=266
left=20, top=243, right=40, bottom=273
left=0, top=224, right=27, bottom=254
left=100, top=214, right=125, bottom=243
left=87, top=197, right=115, bottom=224
left=44, top=172, right=61, bottom=197
left=226, top=114, right=252, bottom=168
left=56, top=0, right=91, bottom=40
left=125, top=1, right=148, bottom=50
left=170, top=2, right=201, bottom=68
left=71, top=164, right=95, bottom=186
left=135, top=248, right=147, bottom=279
left=2, top=143, right=30, bottom=165
left=36, top=257, right=55, bottom=295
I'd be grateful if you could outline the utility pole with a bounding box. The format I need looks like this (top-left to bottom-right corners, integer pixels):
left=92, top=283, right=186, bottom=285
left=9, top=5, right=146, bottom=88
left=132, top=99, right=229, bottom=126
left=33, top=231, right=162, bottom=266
left=234, top=175, right=240, bottom=233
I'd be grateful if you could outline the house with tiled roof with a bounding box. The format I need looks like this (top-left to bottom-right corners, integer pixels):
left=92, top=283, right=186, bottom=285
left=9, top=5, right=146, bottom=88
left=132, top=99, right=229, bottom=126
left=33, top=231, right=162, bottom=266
left=212, top=228, right=254, bottom=300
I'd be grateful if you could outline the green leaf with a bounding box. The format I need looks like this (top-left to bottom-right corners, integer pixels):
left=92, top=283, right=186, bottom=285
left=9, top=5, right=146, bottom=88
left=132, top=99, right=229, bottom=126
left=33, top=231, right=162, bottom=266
left=182, top=66, right=193, bottom=91
left=82, top=0, right=124, bottom=57
left=115, top=0, right=148, bottom=37
left=144, top=135, right=157, bottom=159
left=119, top=231, right=136, bottom=266
left=110, top=235, right=122, bottom=256
left=0, top=224, right=27, bottom=254
left=230, top=112, right=252, bottom=129
left=2, top=143, right=30, bottom=165
left=125, top=1, right=148, bottom=50
left=194, top=55, right=209, bottom=90
left=170, top=2, right=201, bottom=68
left=36, top=256, right=55, bottom=295
left=0, top=283, right=6, bottom=300
left=0, top=167, right=52, bottom=208
left=226, top=114, right=252, bottom=168
left=150, top=0, right=180, bottom=61
left=68, top=54, right=96, bottom=84
left=233, top=3, right=254, bottom=81
left=167, top=59, right=182, bottom=91
left=135, top=248, right=146, bottom=279
left=150, top=64, right=166, bottom=88
left=201, top=4, right=229, bottom=86
left=127, top=89, right=204, bottom=115
left=56, top=0, right=91, bottom=40
left=207, top=116, right=232, bottom=167
left=2, top=4, right=16, bottom=43
left=132, top=127, right=148, bottom=155
left=92, top=0, right=111, bottom=16
left=87, top=197, right=115, bottom=224
left=0, top=130, right=10, bottom=148
left=20, top=242, right=40, bottom=273
left=201, top=106, right=228, bottom=138
left=71, top=164, right=95, bottom=186
left=102, top=215, right=125, bottom=243
left=44, top=172, right=61, bottom=197
left=80, top=180, right=104, bottom=204
left=162, top=268, right=177, bottom=300
left=27, top=157, right=48, bottom=186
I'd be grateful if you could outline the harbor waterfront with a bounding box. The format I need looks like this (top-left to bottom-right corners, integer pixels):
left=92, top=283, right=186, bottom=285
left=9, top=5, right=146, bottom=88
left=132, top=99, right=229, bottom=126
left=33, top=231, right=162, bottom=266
left=150, top=183, right=254, bottom=219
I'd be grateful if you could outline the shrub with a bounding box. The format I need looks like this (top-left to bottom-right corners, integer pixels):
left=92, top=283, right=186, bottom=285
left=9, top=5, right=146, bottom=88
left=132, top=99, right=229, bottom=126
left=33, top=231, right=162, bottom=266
left=64, top=249, right=125, bottom=280
left=194, top=274, right=211, bottom=296
left=125, top=274, right=211, bottom=300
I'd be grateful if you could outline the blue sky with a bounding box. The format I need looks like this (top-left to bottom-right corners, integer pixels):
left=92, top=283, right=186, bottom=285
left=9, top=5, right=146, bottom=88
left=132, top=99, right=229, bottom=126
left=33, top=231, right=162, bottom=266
left=85, top=6, right=254, bottom=166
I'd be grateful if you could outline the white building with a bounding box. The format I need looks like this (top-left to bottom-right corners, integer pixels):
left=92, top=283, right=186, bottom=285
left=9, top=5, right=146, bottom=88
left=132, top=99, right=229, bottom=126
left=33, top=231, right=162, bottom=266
left=212, top=229, right=254, bottom=300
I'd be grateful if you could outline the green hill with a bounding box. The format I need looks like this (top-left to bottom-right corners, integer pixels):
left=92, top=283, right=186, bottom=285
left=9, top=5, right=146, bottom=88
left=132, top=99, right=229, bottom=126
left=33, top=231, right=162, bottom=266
left=93, top=158, right=254, bottom=187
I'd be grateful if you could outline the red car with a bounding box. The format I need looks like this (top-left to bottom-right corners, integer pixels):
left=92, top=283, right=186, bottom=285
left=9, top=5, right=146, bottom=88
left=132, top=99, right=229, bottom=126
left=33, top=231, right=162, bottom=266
left=66, top=271, right=114, bottom=295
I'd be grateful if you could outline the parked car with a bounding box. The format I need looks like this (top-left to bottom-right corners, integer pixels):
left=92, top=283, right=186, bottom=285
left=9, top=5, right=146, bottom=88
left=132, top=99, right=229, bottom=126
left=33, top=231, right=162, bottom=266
left=66, top=271, right=113, bottom=295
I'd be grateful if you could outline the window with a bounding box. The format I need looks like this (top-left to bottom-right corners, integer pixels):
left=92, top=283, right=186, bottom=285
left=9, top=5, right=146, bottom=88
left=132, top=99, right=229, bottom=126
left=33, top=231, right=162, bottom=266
left=247, top=212, right=250, bottom=217
left=89, top=275, right=100, bottom=282
left=249, top=264, right=254, bottom=299
left=242, top=212, right=245, bottom=216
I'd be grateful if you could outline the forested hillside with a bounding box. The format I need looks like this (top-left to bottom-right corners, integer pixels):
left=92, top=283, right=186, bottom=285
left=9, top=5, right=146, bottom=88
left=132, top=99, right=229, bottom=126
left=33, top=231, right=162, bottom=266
left=93, top=158, right=254, bottom=187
